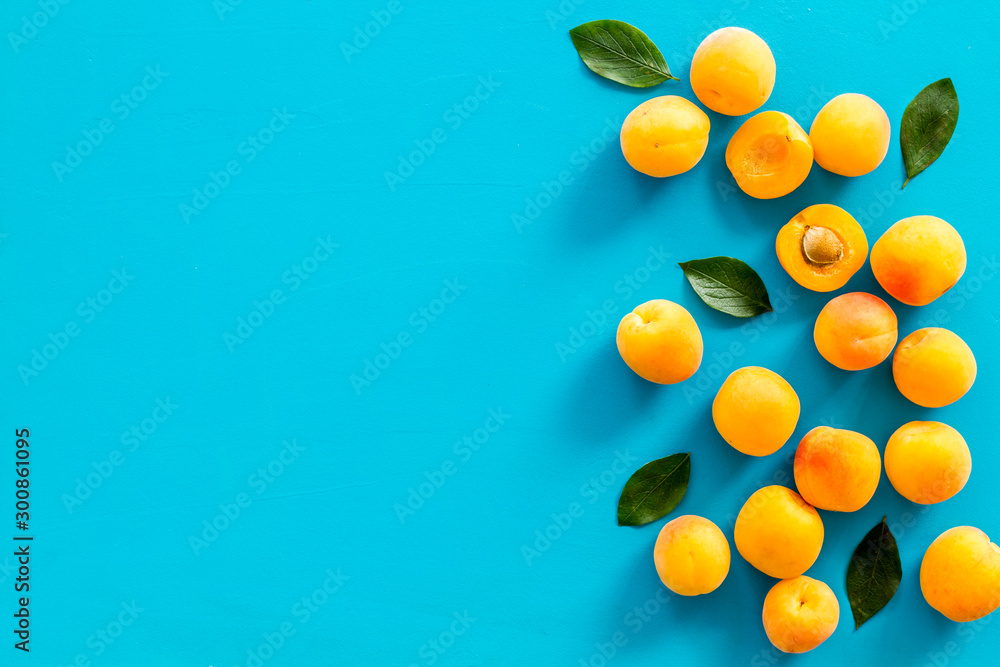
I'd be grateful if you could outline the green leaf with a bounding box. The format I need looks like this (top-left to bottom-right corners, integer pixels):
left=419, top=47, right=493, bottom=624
left=900, top=78, right=959, bottom=188
left=678, top=257, right=773, bottom=318
left=846, top=517, right=902, bottom=630
left=617, top=453, right=690, bottom=526
left=568, top=20, right=678, bottom=88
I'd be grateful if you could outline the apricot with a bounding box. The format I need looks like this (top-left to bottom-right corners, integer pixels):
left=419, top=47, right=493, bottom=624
left=617, top=299, right=703, bottom=384
left=776, top=204, right=868, bottom=292
left=813, top=293, right=897, bottom=370
left=726, top=111, right=813, bottom=199
left=809, top=93, right=891, bottom=176
left=885, top=422, right=971, bottom=504
left=921, top=526, right=1000, bottom=622
left=893, top=328, right=976, bottom=407
left=793, top=427, right=881, bottom=512
left=735, top=486, right=824, bottom=579
left=871, top=216, right=967, bottom=306
left=762, top=576, right=839, bottom=653
left=620, top=96, right=710, bottom=177
left=713, top=367, right=800, bottom=456
left=689, top=27, right=775, bottom=116
left=653, top=515, right=731, bottom=596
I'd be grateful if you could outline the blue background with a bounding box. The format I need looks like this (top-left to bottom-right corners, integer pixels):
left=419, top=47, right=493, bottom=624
left=1, top=0, right=998, bottom=665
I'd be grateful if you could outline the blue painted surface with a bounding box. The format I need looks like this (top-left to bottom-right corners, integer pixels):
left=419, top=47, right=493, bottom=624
left=1, top=0, right=998, bottom=664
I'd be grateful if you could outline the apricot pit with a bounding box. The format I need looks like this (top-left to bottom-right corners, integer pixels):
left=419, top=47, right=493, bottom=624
left=776, top=204, right=868, bottom=292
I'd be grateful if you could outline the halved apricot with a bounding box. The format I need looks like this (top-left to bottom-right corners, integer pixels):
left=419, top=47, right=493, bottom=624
left=776, top=204, right=868, bottom=292
left=725, top=111, right=813, bottom=199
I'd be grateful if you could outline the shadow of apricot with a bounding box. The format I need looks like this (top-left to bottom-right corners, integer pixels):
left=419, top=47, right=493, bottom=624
left=701, top=149, right=855, bottom=237
left=691, top=397, right=757, bottom=467
left=703, top=109, right=742, bottom=139
left=560, top=336, right=660, bottom=444
left=558, top=141, right=699, bottom=247
left=611, top=538, right=765, bottom=658
left=869, top=577, right=955, bottom=663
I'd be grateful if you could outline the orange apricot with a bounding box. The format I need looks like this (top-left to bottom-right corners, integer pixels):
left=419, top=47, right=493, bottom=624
left=620, top=96, right=710, bottom=177
left=813, top=293, right=897, bottom=370
left=885, top=422, right=971, bottom=505
left=713, top=367, right=800, bottom=456
left=871, top=216, right=967, bottom=306
left=921, top=527, right=1000, bottom=622
left=794, top=426, right=881, bottom=512
left=762, top=576, right=840, bottom=653
left=735, top=486, right=824, bottom=578
left=617, top=300, right=703, bottom=384
left=893, top=328, right=976, bottom=407
left=690, top=27, right=775, bottom=116
left=809, top=93, right=891, bottom=177
left=653, top=515, right=731, bottom=596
